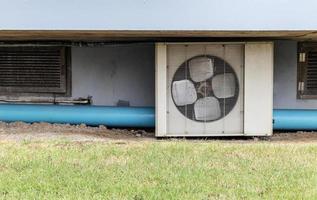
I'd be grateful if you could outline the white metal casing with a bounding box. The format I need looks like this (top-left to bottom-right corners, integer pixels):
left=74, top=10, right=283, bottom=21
left=155, top=42, right=273, bottom=137
left=244, top=42, right=274, bottom=136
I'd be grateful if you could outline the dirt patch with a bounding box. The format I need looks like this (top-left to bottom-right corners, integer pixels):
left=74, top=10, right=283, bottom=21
left=0, top=121, right=316, bottom=143
left=270, top=132, right=317, bottom=143
left=0, top=122, right=154, bottom=142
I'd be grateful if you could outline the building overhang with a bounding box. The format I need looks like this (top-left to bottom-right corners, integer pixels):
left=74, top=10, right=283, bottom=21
left=0, top=30, right=317, bottom=42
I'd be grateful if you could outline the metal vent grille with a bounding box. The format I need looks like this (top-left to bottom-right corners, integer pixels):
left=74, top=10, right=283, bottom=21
left=306, top=51, right=317, bottom=90
left=0, top=46, right=67, bottom=94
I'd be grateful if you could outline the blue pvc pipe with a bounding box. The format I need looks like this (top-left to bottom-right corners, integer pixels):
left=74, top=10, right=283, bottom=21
left=0, top=104, right=155, bottom=128
left=0, top=104, right=316, bottom=130
left=273, top=109, right=317, bottom=130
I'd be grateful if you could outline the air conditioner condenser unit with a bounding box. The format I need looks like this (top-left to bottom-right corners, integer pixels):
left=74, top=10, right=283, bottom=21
left=155, top=42, right=273, bottom=137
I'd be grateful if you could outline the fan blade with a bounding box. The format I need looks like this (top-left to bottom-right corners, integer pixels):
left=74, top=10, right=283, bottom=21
left=194, top=97, right=221, bottom=121
left=212, top=73, right=236, bottom=98
left=172, top=80, right=197, bottom=106
left=189, top=57, right=214, bottom=82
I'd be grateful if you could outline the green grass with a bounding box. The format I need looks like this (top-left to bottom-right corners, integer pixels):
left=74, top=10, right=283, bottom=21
left=0, top=140, right=316, bottom=199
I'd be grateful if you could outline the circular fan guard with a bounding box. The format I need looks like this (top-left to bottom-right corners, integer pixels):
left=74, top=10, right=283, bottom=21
left=171, top=55, right=239, bottom=122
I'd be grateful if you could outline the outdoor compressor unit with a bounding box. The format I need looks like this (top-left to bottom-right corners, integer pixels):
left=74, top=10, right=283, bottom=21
left=155, top=42, right=273, bottom=137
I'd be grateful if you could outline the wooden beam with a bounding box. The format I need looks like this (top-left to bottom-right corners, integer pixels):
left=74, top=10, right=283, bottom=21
left=0, top=30, right=317, bottom=41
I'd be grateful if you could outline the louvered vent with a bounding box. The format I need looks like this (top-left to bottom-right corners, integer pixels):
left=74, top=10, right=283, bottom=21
left=0, top=46, right=67, bottom=94
left=306, top=51, right=317, bottom=90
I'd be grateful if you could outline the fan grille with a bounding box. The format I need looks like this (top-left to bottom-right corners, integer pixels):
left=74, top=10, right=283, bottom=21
left=171, top=55, right=239, bottom=122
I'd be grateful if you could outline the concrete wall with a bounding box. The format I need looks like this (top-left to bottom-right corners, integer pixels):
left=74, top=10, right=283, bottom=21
left=274, top=40, right=317, bottom=109
left=70, top=41, right=317, bottom=109
left=71, top=44, right=155, bottom=106
left=2, top=0, right=317, bottom=30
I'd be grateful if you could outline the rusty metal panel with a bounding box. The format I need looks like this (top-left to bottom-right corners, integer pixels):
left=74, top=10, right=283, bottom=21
left=0, top=46, right=68, bottom=94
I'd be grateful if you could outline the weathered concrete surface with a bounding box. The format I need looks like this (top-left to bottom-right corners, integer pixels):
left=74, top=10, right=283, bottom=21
left=71, top=44, right=155, bottom=106
left=1, top=0, right=317, bottom=30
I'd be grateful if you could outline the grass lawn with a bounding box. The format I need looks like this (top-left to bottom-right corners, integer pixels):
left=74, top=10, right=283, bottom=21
left=0, top=140, right=316, bottom=199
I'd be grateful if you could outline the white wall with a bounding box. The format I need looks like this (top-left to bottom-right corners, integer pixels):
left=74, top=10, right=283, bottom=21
left=1, top=0, right=317, bottom=30
left=71, top=44, right=155, bottom=106
left=274, top=40, right=317, bottom=109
